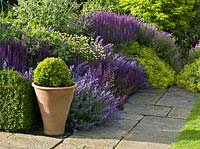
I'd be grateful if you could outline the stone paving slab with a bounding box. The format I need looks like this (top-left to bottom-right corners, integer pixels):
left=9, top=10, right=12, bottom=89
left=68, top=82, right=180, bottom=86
left=60, top=115, right=143, bottom=148
left=116, top=138, right=170, bottom=149
left=168, top=107, right=193, bottom=119
left=168, top=86, right=198, bottom=96
left=133, top=116, right=186, bottom=138
left=72, top=118, right=139, bottom=140
left=56, top=136, right=118, bottom=149
left=0, top=133, right=62, bottom=149
left=120, top=113, right=143, bottom=121
left=0, top=132, right=13, bottom=143
left=115, top=116, right=186, bottom=149
left=128, top=89, right=166, bottom=105
left=123, top=104, right=171, bottom=117
left=157, top=95, right=196, bottom=108
left=122, top=132, right=175, bottom=145
left=156, top=87, right=197, bottom=108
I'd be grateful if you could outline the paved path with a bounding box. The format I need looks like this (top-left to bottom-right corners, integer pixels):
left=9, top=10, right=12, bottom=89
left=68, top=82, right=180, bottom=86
left=0, top=87, right=197, bottom=149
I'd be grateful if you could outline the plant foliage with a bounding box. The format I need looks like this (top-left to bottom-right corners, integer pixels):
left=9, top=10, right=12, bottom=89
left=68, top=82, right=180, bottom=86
left=119, top=42, right=175, bottom=89
left=82, top=0, right=118, bottom=14
left=0, top=70, right=39, bottom=131
left=88, top=11, right=140, bottom=44
left=118, top=0, right=196, bottom=48
left=13, top=0, right=85, bottom=34
left=188, top=41, right=200, bottom=63
left=87, top=11, right=184, bottom=71
left=66, top=63, right=120, bottom=131
left=176, top=58, right=200, bottom=92
left=33, top=57, right=72, bottom=87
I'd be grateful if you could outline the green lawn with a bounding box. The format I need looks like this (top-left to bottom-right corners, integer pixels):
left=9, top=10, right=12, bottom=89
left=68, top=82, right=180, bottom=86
left=172, top=95, right=200, bottom=149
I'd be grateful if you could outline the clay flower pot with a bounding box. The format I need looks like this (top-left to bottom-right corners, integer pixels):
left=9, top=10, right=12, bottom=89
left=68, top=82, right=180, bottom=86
left=32, top=82, right=77, bottom=136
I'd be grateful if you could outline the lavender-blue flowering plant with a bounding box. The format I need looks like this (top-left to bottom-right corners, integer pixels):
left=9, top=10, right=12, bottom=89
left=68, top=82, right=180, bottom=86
left=66, top=64, right=120, bottom=131
left=87, top=11, right=140, bottom=44
left=86, top=11, right=184, bottom=71
left=69, top=36, right=149, bottom=108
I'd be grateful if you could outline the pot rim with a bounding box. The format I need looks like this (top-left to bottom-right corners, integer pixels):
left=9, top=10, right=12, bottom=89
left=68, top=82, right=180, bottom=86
left=32, top=82, right=77, bottom=90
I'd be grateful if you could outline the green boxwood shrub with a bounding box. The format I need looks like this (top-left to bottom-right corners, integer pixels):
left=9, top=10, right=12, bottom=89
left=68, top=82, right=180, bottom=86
left=33, top=57, right=72, bottom=87
left=0, top=70, right=39, bottom=131
left=176, top=58, right=200, bottom=92
left=118, top=42, right=175, bottom=89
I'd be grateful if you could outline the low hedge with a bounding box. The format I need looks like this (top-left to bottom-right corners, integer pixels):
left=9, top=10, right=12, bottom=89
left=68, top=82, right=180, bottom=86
left=0, top=70, right=39, bottom=131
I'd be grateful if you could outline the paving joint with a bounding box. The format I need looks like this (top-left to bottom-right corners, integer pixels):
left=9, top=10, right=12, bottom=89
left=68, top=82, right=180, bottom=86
left=113, top=116, right=145, bottom=149
left=50, top=139, right=64, bottom=149
left=137, top=114, right=187, bottom=121
left=154, top=104, right=173, bottom=108
left=166, top=107, right=174, bottom=117
left=154, top=88, right=169, bottom=105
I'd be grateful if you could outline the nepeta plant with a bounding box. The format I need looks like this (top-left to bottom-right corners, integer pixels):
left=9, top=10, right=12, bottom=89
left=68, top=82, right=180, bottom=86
left=66, top=63, right=120, bottom=131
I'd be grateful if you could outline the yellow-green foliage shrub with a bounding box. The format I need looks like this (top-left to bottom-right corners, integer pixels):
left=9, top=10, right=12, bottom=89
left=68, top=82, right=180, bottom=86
left=117, top=42, right=175, bottom=89
left=176, top=58, right=200, bottom=92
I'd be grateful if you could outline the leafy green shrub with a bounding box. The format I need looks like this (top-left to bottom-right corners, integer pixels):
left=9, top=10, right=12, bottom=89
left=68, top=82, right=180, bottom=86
left=187, top=0, right=200, bottom=47
left=0, top=70, right=39, bottom=131
left=33, top=57, right=72, bottom=87
left=176, top=58, right=200, bottom=92
left=118, top=42, right=175, bottom=89
left=136, top=23, right=185, bottom=72
left=82, top=0, right=118, bottom=14
left=0, top=22, right=105, bottom=69
left=118, top=0, right=196, bottom=48
left=13, top=0, right=85, bottom=34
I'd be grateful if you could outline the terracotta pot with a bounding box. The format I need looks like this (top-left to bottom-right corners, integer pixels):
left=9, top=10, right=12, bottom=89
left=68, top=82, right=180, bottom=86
left=32, top=82, right=76, bottom=136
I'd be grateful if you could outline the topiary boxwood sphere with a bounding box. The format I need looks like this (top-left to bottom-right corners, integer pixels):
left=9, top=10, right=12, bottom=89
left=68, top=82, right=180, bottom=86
left=34, top=57, right=72, bottom=87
